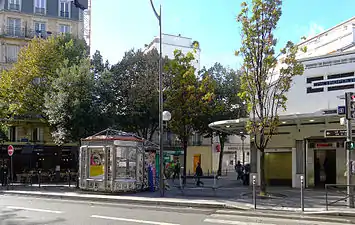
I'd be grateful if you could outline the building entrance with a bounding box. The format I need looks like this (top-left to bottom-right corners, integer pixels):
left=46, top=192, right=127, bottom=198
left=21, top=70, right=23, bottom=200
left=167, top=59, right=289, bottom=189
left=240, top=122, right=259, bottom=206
left=314, top=149, right=336, bottom=187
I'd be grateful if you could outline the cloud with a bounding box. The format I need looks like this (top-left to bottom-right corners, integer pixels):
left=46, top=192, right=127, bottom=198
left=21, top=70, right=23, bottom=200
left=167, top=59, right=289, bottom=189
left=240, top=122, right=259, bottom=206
left=305, top=23, right=325, bottom=39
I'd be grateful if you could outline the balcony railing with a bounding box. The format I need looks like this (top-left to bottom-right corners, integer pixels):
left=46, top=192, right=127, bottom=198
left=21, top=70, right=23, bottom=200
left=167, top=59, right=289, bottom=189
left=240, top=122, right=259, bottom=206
left=9, top=3, right=20, bottom=11
left=34, top=7, right=45, bottom=14
left=60, top=11, right=70, bottom=18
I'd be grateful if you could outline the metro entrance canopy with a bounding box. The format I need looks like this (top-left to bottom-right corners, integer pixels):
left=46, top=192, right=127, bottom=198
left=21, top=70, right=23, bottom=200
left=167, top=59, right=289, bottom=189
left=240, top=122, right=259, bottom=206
left=208, top=111, right=344, bottom=135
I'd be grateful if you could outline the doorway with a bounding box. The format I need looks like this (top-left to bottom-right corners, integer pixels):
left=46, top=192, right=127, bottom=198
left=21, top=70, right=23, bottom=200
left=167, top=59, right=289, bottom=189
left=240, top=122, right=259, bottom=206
left=193, top=154, right=201, bottom=172
left=314, top=149, right=336, bottom=187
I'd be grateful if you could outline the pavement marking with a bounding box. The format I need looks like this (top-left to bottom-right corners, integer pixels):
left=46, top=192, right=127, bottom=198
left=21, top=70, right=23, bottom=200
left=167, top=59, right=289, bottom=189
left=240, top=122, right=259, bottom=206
left=91, top=215, right=180, bottom=225
left=204, top=218, right=276, bottom=225
left=6, top=206, right=63, bottom=214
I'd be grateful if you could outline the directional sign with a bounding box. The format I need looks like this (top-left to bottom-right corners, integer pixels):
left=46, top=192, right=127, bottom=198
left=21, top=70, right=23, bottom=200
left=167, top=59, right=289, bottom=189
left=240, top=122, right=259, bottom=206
left=7, top=145, right=14, bottom=157
left=324, top=129, right=355, bottom=138
left=338, top=105, right=346, bottom=115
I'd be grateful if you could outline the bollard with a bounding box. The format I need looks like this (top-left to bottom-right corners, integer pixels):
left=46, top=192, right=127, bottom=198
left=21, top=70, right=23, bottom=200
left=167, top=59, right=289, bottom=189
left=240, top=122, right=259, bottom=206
left=213, top=174, right=216, bottom=188
left=188, top=170, right=190, bottom=176
left=179, top=173, right=183, bottom=189
left=38, top=170, right=41, bottom=188
left=252, top=175, right=256, bottom=209
left=68, top=170, right=71, bottom=187
left=226, top=168, right=228, bottom=176
left=300, top=175, right=304, bottom=212
left=208, top=169, right=210, bottom=176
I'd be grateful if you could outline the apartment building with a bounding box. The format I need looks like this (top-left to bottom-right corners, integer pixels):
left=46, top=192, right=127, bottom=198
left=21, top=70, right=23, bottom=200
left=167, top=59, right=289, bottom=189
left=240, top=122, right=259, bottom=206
left=144, top=33, right=201, bottom=72
left=0, top=0, right=87, bottom=69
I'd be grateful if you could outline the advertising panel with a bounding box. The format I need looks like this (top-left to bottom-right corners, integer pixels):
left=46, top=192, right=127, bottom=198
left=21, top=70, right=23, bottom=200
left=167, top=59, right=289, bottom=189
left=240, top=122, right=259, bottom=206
left=89, top=148, right=105, bottom=179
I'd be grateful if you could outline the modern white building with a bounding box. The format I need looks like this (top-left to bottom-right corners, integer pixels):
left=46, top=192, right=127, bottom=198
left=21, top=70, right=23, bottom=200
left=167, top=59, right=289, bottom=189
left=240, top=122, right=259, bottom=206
left=144, top=33, right=201, bottom=72
left=209, top=17, right=355, bottom=188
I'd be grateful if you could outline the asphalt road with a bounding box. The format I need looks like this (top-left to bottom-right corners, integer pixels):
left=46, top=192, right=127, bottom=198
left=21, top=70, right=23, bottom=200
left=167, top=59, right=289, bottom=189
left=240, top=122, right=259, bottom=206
left=0, top=195, right=354, bottom=225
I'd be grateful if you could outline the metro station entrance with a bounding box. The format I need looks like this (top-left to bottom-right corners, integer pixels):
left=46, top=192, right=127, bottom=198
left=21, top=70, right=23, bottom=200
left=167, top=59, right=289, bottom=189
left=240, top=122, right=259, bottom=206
left=314, top=149, right=336, bottom=187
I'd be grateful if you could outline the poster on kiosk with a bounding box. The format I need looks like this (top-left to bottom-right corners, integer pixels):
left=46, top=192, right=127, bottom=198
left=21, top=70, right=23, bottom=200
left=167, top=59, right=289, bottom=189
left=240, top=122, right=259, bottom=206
left=89, top=149, right=105, bottom=179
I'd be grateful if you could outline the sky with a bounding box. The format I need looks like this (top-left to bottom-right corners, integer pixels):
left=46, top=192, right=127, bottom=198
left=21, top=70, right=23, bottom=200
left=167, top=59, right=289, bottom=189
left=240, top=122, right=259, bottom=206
left=91, top=0, right=355, bottom=70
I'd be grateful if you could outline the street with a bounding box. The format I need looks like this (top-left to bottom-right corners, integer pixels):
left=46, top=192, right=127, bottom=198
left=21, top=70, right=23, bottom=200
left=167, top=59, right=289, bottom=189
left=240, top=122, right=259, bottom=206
left=0, top=195, right=354, bottom=225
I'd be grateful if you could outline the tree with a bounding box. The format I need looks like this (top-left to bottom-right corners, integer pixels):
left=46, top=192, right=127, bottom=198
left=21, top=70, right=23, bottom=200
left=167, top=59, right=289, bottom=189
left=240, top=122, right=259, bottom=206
left=108, top=49, right=162, bottom=140
left=197, top=63, right=247, bottom=176
left=44, top=58, right=98, bottom=145
left=0, top=35, right=88, bottom=117
left=164, top=49, right=214, bottom=183
left=236, top=0, right=306, bottom=194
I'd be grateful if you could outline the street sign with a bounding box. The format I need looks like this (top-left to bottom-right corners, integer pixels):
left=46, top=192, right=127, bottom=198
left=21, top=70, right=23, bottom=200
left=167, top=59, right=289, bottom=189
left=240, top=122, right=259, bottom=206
left=324, top=129, right=355, bottom=137
left=7, top=145, right=14, bottom=157
left=338, top=105, right=346, bottom=115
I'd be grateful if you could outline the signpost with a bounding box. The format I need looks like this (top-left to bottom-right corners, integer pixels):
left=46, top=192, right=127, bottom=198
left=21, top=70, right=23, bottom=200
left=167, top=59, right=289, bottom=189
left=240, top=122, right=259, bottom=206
left=7, top=145, right=13, bottom=187
left=338, top=105, right=346, bottom=115
left=345, top=92, right=355, bottom=208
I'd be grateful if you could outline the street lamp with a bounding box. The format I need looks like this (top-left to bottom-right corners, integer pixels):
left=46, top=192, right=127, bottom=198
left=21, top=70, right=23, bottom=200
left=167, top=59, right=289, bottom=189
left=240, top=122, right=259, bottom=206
left=240, top=134, right=246, bottom=165
left=149, top=0, right=164, bottom=197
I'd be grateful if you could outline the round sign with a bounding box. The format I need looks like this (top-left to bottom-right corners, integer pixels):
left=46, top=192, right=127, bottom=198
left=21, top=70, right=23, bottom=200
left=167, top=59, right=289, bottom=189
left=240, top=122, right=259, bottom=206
left=8, top=145, right=14, bottom=157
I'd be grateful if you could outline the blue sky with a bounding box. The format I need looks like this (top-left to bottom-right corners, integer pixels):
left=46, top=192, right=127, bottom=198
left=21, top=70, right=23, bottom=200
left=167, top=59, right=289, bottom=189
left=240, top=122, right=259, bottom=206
left=91, top=0, right=355, bottom=69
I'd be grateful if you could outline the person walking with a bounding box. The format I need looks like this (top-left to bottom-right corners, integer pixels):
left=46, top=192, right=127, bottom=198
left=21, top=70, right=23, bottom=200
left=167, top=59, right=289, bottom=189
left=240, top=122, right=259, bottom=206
left=195, top=162, right=204, bottom=186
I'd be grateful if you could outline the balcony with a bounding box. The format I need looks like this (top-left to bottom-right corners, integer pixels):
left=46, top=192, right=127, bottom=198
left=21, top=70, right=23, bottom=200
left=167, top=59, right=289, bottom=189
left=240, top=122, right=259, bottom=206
left=9, top=3, right=20, bottom=11
left=3, top=26, right=52, bottom=39
left=60, top=11, right=70, bottom=18
left=34, top=7, right=45, bottom=14
left=5, top=27, right=22, bottom=37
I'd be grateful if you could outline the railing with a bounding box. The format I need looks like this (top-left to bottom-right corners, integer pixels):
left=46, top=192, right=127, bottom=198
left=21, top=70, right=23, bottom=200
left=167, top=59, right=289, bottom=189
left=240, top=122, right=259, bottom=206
left=9, top=3, right=20, bottom=11
left=34, top=7, right=45, bottom=14
left=325, top=184, right=355, bottom=210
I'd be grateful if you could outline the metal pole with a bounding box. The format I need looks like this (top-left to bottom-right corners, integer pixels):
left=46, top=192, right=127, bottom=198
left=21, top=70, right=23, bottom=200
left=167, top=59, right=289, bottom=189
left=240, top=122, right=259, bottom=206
left=252, top=175, right=256, bottom=209
left=346, top=117, right=354, bottom=208
left=10, top=155, right=13, bottom=188
left=242, top=137, right=245, bottom=165
left=158, top=5, right=164, bottom=197
left=301, top=175, right=304, bottom=212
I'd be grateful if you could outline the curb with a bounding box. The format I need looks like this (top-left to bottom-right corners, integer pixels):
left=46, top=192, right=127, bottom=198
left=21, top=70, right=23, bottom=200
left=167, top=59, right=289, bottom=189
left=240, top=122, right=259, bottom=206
left=0, top=190, right=249, bottom=210
left=215, top=209, right=355, bottom=224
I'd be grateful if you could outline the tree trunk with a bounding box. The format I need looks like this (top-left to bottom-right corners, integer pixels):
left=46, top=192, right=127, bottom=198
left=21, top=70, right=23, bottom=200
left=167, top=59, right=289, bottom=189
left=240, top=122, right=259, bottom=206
left=259, top=149, right=266, bottom=195
left=183, top=139, right=188, bottom=184
left=217, top=136, right=225, bottom=176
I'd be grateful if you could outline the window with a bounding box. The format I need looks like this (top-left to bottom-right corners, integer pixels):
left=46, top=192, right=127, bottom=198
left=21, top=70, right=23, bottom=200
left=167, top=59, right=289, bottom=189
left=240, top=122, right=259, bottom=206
left=8, top=127, right=17, bottom=142
left=9, top=0, right=21, bottom=11
left=34, top=0, right=46, bottom=14
left=32, top=128, right=40, bottom=142
left=59, top=24, right=70, bottom=34
left=59, top=0, right=70, bottom=18
left=5, top=45, right=20, bottom=63
left=7, top=18, right=21, bottom=37
left=34, top=22, right=46, bottom=37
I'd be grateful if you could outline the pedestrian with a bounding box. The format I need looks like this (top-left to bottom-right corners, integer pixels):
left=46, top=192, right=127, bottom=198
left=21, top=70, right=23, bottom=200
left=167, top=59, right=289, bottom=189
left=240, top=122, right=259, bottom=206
left=195, top=162, right=204, bottom=186
left=172, top=159, right=180, bottom=182
left=235, top=161, right=243, bottom=180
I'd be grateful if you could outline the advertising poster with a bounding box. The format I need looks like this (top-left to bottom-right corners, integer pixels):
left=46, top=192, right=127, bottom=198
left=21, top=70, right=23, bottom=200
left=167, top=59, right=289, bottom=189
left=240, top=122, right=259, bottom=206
left=89, top=148, right=105, bottom=179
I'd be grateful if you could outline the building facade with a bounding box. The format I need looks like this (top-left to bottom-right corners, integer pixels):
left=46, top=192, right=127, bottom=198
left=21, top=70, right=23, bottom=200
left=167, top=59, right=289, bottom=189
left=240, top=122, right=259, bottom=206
left=210, top=17, right=355, bottom=188
left=144, top=33, right=201, bottom=72
left=0, top=0, right=86, bottom=69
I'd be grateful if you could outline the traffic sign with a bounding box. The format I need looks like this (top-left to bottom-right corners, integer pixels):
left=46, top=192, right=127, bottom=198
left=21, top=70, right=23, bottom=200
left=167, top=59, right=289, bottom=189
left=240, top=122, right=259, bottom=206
left=338, top=106, right=346, bottom=115
left=7, top=145, right=14, bottom=157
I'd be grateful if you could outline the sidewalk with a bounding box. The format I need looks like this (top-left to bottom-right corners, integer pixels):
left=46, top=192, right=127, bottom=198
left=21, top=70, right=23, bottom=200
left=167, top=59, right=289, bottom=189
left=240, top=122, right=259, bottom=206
left=1, top=177, right=355, bottom=217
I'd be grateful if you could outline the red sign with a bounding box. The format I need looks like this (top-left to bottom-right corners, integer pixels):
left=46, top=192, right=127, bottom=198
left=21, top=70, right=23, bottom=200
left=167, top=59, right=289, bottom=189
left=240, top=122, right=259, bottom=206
left=8, top=145, right=14, bottom=157
left=216, top=144, right=221, bottom=152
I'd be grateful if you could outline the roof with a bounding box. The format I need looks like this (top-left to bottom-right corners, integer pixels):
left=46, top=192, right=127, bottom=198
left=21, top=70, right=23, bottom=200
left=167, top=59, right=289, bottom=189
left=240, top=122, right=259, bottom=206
left=298, top=16, right=355, bottom=46
left=209, top=111, right=342, bottom=133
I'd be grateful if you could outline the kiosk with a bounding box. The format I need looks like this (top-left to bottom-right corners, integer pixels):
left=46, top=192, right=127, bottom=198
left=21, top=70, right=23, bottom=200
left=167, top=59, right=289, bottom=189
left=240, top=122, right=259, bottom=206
left=79, top=129, right=158, bottom=192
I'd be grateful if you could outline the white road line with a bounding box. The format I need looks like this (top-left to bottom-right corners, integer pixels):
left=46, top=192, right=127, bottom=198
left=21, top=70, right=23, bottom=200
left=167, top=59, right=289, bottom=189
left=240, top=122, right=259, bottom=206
left=204, top=218, right=276, bottom=225
left=6, top=206, right=63, bottom=214
left=91, top=215, right=180, bottom=225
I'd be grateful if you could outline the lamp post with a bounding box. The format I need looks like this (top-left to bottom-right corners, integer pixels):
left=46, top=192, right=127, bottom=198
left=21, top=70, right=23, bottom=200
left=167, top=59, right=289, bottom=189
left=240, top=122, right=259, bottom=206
left=149, top=0, right=164, bottom=197
left=240, top=134, right=246, bottom=165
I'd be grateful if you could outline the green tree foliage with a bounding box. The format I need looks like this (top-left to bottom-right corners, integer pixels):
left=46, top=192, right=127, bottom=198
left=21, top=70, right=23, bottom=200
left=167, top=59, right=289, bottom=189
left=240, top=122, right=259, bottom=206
left=44, top=58, right=98, bottom=145
left=236, top=0, right=306, bottom=193
left=107, top=49, right=164, bottom=140
left=199, top=63, right=247, bottom=176
left=0, top=35, right=88, bottom=117
left=164, top=49, right=214, bottom=182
